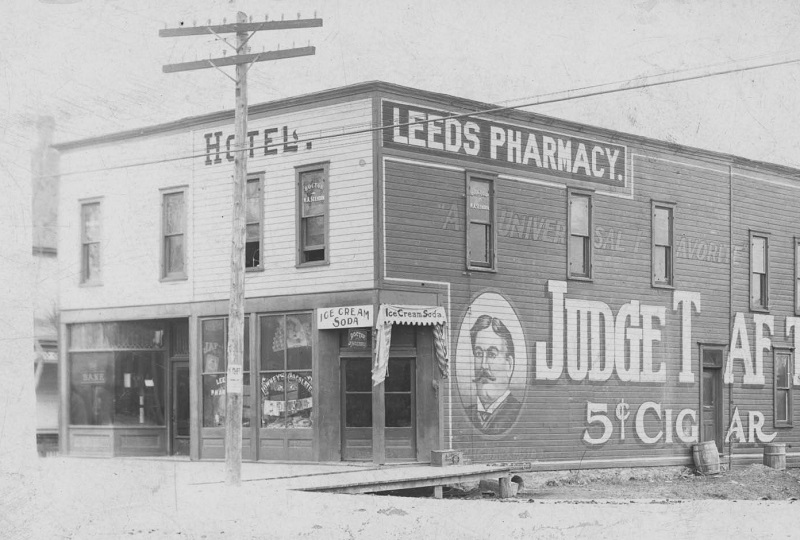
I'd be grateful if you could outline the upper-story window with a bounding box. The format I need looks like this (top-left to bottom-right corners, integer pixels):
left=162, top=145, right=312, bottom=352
left=162, top=189, right=187, bottom=280
left=795, top=238, right=800, bottom=315
left=297, top=163, right=329, bottom=266
left=652, top=202, right=675, bottom=287
left=568, top=190, right=592, bottom=279
left=774, top=349, right=793, bottom=427
left=466, top=173, right=495, bottom=271
left=750, top=232, right=769, bottom=311
left=246, top=175, right=263, bottom=270
left=80, top=200, right=101, bottom=284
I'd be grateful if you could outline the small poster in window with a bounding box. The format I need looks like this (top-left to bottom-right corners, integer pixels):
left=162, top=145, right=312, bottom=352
left=348, top=328, right=370, bottom=349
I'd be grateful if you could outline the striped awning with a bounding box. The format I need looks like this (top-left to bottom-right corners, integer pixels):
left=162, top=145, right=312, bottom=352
left=373, top=305, right=449, bottom=386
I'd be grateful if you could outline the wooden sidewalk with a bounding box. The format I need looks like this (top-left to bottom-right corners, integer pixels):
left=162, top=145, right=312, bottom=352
left=296, top=464, right=513, bottom=499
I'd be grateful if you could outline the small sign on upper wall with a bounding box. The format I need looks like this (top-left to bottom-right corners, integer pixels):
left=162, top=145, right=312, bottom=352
left=382, top=100, right=627, bottom=188
left=347, top=328, right=371, bottom=349
left=318, top=305, right=374, bottom=329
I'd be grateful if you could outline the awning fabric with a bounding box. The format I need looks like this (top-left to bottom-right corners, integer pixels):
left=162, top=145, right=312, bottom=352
left=372, top=304, right=449, bottom=386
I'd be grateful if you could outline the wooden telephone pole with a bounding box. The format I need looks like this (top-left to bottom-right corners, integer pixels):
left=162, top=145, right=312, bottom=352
left=161, top=11, right=321, bottom=486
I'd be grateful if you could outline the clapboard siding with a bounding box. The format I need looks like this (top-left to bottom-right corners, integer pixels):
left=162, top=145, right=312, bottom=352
left=191, top=99, right=374, bottom=301
left=59, top=130, right=195, bottom=311
left=59, top=98, right=375, bottom=312
left=729, top=167, right=800, bottom=456
left=384, top=134, right=734, bottom=465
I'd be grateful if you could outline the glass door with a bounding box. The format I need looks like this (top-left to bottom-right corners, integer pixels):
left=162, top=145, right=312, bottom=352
left=170, top=360, right=190, bottom=455
left=385, top=358, right=416, bottom=461
left=341, top=358, right=372, bottom=460
left=340, top=357, right=417, bottom=462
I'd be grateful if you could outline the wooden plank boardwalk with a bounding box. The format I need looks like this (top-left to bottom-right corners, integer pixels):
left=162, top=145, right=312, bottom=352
left=297, top=464, right=512, bottom=498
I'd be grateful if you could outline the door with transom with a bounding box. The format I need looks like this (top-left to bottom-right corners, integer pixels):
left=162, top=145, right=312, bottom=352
left=701, top=346, right=724, bottom=453
left=340, top=357, right=416, bottom=461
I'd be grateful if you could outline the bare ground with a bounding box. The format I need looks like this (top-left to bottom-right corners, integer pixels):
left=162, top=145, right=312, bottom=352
left=5, top=458, right=800, bottom=539
left=447, top=464, right=800, bottom=502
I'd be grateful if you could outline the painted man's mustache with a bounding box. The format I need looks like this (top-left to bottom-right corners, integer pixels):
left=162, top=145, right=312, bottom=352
left=473, top=369, right=496, bottom=383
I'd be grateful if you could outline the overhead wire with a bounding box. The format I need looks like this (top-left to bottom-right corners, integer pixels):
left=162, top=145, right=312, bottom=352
left=46, top=52, right=800, bottom=179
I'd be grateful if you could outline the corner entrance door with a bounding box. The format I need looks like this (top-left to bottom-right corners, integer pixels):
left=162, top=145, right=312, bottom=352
left=341, top=358, right=373, bottom=461
left=341, top=357, right=417, bottom=462
left=701, top=347, right=724, bottom=453
left=171, top=360, right=190, bottom=455
left=385, top=358, right=415, bottom=461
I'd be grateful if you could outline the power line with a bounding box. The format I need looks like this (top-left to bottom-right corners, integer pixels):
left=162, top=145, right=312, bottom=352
left=491, top=48, right=798, bottom=108
left=48, top=53, right=800, bottom=179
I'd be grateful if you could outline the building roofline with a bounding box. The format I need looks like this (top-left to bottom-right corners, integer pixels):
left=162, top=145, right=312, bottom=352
left=53, top=80, right=800, bottom=178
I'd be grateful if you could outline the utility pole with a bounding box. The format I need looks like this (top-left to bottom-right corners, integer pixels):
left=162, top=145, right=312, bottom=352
left=161, top=10, right=321, bottom=486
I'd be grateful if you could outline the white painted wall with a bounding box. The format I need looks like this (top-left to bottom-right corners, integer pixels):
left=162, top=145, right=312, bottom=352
left=191, top=99, right=375, bottom=301
left=59, top=98, right=375, bottom=311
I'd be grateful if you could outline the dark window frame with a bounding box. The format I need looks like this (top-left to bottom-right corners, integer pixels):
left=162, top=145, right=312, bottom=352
left=465, top=171, right=497, bottom=272
left=80, top=198, right=102, bottom=285
left=199, top=316, right=251, bottom=429
left=774, top=347, right=793, bottom=428
left=652, top=201, right=676, bottom=288
left=795, top=237, right=800, bottom=316
left=749, top=231, right=770, bottom=312
left=567, top=189, right=593, bottom=281
left=161, top=188, right=188, bottom=281
left=296, top=162, right=330, bottom=267
left=258, top=312, right=314, bottom=430
left=246, top=174, right=264, bottom=271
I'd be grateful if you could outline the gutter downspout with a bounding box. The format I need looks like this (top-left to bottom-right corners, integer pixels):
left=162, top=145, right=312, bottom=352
left=728, top=164, right=734, bottom=471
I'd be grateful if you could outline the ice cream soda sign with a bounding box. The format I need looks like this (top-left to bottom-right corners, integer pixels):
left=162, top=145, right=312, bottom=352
left=317, top=305, right=374, bottom=329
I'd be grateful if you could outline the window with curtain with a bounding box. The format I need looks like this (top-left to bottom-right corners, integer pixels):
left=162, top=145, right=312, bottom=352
left=162, top=190, right=186, bottom=279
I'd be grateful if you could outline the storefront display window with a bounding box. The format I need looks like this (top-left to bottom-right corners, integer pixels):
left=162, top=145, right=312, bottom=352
left=69, top=322, right=166, bottom=426
left=201, top=318, right=251, bottom=427
left=260, top=313, right=313, bottom=429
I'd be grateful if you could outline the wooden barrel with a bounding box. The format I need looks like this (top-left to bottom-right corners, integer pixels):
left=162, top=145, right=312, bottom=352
left=692, top=441, right=720, bottom=475
left=763, top=443, right=786, bottom=470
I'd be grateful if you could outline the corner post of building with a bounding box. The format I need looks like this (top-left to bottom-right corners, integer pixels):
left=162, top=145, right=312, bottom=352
left=188, top=313, right=200, bottom=461
left=58, top=320, right=69, bottom=455
left=372, top=378, right=386, bottom=465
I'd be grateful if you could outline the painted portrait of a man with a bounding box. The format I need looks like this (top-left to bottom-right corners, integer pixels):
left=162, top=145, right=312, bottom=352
left=455, top=292, right=527, bottom=436
left=468, top=314, right=522, bottom=435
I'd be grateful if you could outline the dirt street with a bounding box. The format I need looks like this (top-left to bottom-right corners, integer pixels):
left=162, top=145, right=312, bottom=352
left=4, top=458, right=800, bottom=539
left=460, top=464, right=800, bottom=502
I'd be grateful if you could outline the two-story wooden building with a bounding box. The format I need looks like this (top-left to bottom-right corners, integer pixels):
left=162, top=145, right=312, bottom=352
left=55, top=81, right=800, bottom=470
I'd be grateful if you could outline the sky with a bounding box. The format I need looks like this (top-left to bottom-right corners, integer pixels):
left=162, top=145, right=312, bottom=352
left=2, top=0, right=800, bottom=172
